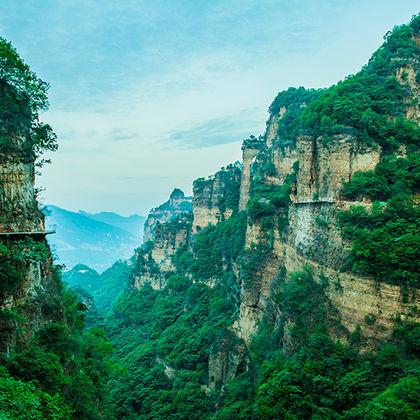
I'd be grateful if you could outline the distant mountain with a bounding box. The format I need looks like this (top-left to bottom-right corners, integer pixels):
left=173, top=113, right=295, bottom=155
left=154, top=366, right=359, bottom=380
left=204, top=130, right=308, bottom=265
left=78, top=210, right=145, bottom=238
left=45, top=205, right=145, bottom=272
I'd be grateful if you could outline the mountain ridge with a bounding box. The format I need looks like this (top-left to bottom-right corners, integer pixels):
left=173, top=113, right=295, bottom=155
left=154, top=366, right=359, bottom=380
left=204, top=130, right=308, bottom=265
left=45, top=204, right=145, bottom=272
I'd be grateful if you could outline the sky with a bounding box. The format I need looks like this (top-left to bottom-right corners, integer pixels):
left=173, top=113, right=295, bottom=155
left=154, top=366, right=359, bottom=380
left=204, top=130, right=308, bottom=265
left=0, top=1, right=419, bottom=216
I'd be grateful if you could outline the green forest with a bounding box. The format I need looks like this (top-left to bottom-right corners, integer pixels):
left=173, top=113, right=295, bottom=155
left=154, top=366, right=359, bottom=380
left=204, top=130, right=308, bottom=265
left=0, top=12, right=420, bottom=420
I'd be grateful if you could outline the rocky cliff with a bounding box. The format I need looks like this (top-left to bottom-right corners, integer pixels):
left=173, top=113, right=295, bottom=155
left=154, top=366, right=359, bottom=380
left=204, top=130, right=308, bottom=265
left=231, top=26, right=420, bottom=353
left=0, top=82, right=58, bottom=352
left=143, top=188, right=192, bottom=242
left=0, top=139, right=54, bottom=306
left=133, top=212, right=193, bottom=290
left=126, top=18, right=420, bottom=393
left=0, top=136, right=44, bottom=233
left=192, top=163, right=241, bottom=233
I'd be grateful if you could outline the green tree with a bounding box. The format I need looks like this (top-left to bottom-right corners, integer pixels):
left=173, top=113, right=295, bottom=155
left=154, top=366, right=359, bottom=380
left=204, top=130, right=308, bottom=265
left=0, top=36, right=57, bottom=156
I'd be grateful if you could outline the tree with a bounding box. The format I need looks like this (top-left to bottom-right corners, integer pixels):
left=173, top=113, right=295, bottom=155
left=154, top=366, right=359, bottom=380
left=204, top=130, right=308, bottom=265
left=0, top=36, right=57, bottom=156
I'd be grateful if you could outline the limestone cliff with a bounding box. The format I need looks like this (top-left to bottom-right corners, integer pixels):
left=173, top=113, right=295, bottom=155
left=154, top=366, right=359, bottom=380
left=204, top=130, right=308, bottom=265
left=0, top=123, right=57, bottom=353
left=232, top=28, right=420, bottom=352
left=238, top=136, right=264, bottom=211
left=0, top=136, right=44, bottom=233
left=133, top=213, right=192, bottom=290
left=128, top=19, right=420, bottom=391
left=143, top=188, right=192, bottom=242
left=192, top=163, right=241, bottom=233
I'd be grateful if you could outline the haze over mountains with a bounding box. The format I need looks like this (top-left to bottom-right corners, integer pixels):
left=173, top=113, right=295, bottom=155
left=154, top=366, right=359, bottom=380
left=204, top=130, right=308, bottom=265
left=46, top=205, right=146, bottom=272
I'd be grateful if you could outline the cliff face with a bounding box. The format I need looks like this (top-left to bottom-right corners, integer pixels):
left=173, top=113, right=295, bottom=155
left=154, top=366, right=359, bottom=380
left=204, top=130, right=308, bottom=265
left=0, top=138, right=44, bottom=233
left=192, top=164, right=241, bottom=233
left=143, top=188, right=192, bottom=242
left=133, top=212, right=192, bottom=290
left=128, top=23, right=420, bottom=390
left=133, top=188, right=193, bottom=290
left=238, top=140, right=262, bottom=211
left=0, top=136, right=57, bottom=353
left=231, top=31, right=420, bottom=352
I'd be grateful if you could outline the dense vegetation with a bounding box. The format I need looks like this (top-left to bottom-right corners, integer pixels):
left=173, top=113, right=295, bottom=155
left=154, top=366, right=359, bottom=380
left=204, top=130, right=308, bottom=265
left=266, top=15, right=420, bottom=153
left=99, top=195, right=250, bottom=418
left=192, top=211, right=247, bottom=279
left=300, top=15, right=420, bottom=151
left=200, top=270, right=420, bottom=419
left=0, top=265, right=116, bottom=419
left=105, top=277, right=236, bottom=418
left=339, top=153, right=420, bottom=286
left=0, top=37, right=57, bottom=157
left=269, top=87, right=325, bottom=149
left=64, top=260, right=133, bottom=312
left=102, top=265, right=420, bottom=419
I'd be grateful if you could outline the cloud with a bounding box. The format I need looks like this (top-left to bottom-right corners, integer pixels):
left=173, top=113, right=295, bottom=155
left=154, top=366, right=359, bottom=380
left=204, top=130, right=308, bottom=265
left=3, top=0, right=420, bottom=216
left=167, top=112, right=262, bottom=149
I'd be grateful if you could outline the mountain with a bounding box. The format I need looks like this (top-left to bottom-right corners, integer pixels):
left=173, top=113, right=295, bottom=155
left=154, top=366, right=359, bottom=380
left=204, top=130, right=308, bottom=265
left=63, top=259, right=134, bottom=312
left=143, top=188, right=192, bottom=242
left=103, top=16, right=420, bottom=419
left=2, top=14, right=420, bottom=420
left=78, top=210, right=146, bottom=238
left=45, top=205, right=144, bottom=272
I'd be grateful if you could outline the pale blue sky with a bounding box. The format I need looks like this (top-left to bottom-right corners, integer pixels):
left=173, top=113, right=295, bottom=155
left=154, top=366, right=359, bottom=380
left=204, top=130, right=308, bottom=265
left=0, top=1, right=418, bottom=215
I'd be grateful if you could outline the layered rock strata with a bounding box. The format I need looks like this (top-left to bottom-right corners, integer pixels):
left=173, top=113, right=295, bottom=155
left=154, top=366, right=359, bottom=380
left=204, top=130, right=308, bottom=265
left=143, top=188, right=192, bottom=242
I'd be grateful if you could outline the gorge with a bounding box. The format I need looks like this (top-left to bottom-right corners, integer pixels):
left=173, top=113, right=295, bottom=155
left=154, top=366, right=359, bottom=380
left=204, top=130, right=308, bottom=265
left=1, top=14, right=420, bottom=420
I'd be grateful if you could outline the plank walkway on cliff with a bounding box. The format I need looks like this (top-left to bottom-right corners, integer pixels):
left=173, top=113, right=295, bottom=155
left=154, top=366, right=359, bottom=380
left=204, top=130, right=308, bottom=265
left=0, top=226, right=56, bottom=237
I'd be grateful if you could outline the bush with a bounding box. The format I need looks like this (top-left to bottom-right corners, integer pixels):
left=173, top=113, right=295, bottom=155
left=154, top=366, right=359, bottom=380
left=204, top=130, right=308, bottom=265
left=339, top=195, right=420, bottom=286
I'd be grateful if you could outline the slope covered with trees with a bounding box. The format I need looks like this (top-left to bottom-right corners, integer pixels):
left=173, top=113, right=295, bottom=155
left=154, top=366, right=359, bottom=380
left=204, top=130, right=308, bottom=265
left=101, top=14, right=420, bottom=419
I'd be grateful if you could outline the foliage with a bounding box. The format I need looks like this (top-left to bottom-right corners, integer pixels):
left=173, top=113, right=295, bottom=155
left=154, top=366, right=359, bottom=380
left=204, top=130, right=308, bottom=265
left=339, top=150, right=420, bottom=287
left=9, top=237, right=51, bottom=262
left=300, top=15, right=420, bottom=151
left=64, top=260, right=134, bottom=312
left=0, top=246, right=24, bottom=297
left=172, top=244, right=193, bottom=275
left=216, top=270, right=420, bottom=419
left=300, top=73, right=417, bottom=150
left=240, top=246, right=270, bottom=282
left=339, top=196, right=419, bottom=286
left=0, top=38, right=48, bottom=111
left=241, top=134, right=265, bottom=150
left=247, top=182, right=291, bottom=221
left=105, top=272, right=237, bottom=418
left=342, top=152, right=420, bottom=201
left=0, top=266, right=117, bottom=419
left=0, top=36, right=57, bottom=156
left=269, top=87, right=325, bottom=148
left=247, top=158, right=297, bottom=228
left=216, top=164, right=242, bottom=214
left=134, top=242, right=160, bottom=277
left=364, top=376, right=420, bottom=419
left=0, top=238, right=51, bottom=297
left=368, top=15, right=420, bottom=76
left=103, top=203, right=251, bottom=417
left=192, top=211, right=247, bottom=279
left=254, top=329, right=420, bottom=419
left=0, top=370, right=73, bottom=419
